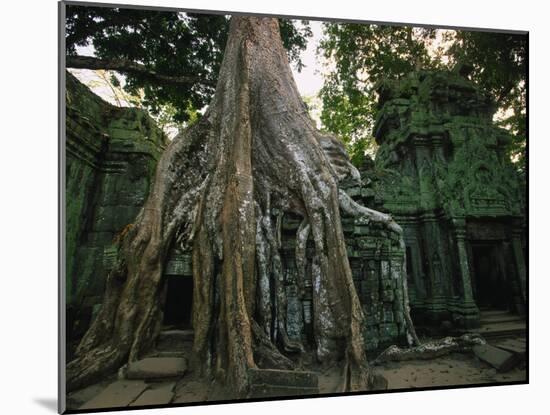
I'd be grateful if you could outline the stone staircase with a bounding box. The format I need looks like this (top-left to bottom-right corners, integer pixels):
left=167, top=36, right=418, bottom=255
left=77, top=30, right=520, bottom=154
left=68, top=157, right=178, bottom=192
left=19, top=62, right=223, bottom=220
left=122, top=329, right=194, bottom=382
left=152, top=329, right=194, bottom=357
left=76, top=328, right=321, bottom=409
left=474, top=309, right=526, bottom=341
left=247, top=368, right=319, bottom=399
left=152, top=329, right=321, bottom=399
left=75, top=329, right=196, bottom=409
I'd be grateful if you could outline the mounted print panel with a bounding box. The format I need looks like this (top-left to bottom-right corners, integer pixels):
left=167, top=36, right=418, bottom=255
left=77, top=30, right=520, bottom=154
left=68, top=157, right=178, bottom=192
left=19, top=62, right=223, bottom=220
left=59, top=1, right=528, bottom=412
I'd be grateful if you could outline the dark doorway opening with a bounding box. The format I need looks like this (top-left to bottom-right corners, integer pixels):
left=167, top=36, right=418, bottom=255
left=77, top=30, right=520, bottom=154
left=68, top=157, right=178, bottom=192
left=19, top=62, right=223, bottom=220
left=470, top=243, right=509, bottom=310
left=163, top=276, right=193, bottom=329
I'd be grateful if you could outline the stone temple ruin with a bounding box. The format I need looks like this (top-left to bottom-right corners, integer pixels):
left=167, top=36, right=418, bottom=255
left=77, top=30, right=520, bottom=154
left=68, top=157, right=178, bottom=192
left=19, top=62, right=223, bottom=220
left=65, top=72, right=168, bottom=348
left=363, top=70, right=526, bottom=330
left=65, top=68, right=526, bottom=357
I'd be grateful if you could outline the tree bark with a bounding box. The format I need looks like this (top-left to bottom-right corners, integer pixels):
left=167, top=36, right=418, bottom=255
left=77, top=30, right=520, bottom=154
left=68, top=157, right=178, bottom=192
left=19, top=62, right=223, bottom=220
left=67, top=16, right=398, bottom=396
left=66, top=55, right=215, bottom=87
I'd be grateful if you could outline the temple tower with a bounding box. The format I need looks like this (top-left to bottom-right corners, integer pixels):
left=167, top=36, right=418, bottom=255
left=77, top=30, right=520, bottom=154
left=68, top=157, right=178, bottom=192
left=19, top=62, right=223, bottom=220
left=369, top=69, right=526, bottom=328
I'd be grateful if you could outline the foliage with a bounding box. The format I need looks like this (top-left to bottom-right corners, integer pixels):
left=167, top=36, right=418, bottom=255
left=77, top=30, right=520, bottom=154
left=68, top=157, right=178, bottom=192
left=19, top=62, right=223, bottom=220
left=319, top=23, right=527, bottom=171
left=318, top=25, right=440, bottom=165
left=449, top=31, right=527, bottom=172
left=66, top=5, right=312, bottom=123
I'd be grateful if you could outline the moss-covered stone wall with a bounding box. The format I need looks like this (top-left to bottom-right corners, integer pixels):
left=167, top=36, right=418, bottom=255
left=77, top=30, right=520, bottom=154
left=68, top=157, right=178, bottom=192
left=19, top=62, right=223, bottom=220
left=279, top=210, right=408, bottom=351
left=65, top=72, right=167, bottom=342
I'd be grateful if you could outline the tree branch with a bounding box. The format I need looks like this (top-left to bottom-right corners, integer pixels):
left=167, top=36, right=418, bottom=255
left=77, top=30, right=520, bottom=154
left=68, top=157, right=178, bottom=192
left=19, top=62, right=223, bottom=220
left=495, top=82, right=515, bottom=107
left=66, top=55, right=216, bottom=88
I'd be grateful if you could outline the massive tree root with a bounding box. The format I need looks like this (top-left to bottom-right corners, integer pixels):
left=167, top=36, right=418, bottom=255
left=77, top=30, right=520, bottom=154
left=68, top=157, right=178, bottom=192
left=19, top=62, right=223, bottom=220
left=372, top=334, right=486, bottom=365
left=67, top=17, right=405, bottom=396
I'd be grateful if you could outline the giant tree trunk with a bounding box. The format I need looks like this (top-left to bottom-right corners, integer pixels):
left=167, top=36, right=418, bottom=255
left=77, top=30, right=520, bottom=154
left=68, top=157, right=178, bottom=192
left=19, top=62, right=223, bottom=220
left=67, top=17, right=399, bottom=395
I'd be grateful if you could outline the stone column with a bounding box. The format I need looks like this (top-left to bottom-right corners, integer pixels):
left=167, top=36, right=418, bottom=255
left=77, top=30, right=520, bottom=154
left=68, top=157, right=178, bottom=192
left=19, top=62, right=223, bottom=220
left=424, top=216, right=444, bottom=308
left=452, top=217, right=479, bottom=328
left=511, top=228, right=527, bottom=303
left=431, top=135, right=446, bottom=167
left=499, top=241, right=524, bottom=315
left=414, top=137, right=435, bottom=211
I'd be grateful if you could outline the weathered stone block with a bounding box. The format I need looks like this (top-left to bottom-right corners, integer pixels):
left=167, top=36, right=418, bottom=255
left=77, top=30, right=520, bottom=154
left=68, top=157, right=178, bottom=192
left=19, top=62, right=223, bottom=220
left=379, top=323, right=399, bottom=340
left=354, top=226, right=372, bottom=235
left=79, top=380, right=148, bottom=410
left=286, top=285, right=304, bottom=341
left=382, top=310, right=395, bottom=323
left=94, top=206, right=115, bottom=232
left=494, top=339, right=526, bottom=360
left=100, top=177, right=119, bottom=206
left=357, top=238, right=380, bottom=250
left=358, top=278, right=368, bottom=292
left=345, top=186, right=361, bottom=197
left=109, top=128, right=144, bottom=141
left=382, top=289, right=395, bottom=302
left=365, top=314, right=378, bottom=326
left=86, top=231, right=114, bottom=245
left=103, top=246, right=118, bottom=271
left=363, top=326, right=380, bottom=350
left=164, top=255, right=192, bottom=276
left=129, top=382, right=175, bottom=407
left=156, top=329, right=194, bottom=352
left=248, top=384, right=318, bottom=399
left=380, top=261, right=390, bottom=278
left=381, top=278, right=393, bottom=291
left=126, top=357, right=187, bottom=380
left=282, top=218, right=300, bottom=230
left=472, top=344, right=517, bottom=372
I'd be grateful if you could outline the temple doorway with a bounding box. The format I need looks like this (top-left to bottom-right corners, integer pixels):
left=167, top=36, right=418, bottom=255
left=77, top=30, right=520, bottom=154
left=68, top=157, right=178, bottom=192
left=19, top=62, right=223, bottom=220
left=470, top=243, right=510, bottom=310
left=162, top=275, right=193, bottom=329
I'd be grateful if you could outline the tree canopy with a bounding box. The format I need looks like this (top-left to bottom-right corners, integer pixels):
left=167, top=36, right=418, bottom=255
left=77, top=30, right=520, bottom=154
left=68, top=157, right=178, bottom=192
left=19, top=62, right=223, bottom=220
left=318, top=24, right=527, bottom=171
left=66, top=7, right=527, bottom=172
left=66, top=5, right=312, bottom=123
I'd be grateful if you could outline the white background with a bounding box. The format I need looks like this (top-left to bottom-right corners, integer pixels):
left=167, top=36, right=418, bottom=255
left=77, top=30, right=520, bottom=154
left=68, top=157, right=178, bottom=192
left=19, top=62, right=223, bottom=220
left=0, top=0, right=545, bottom=414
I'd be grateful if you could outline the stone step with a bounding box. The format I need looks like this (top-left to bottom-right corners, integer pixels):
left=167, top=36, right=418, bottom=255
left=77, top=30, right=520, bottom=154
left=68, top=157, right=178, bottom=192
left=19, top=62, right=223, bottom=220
left=159, top=329, right=194, bottom=341
left=148, top=350, right=188, bottom=359
left=247, top=368, right=320, bottom=399
left=478, top=309, right=512, bottom=317
left=156, top=329, right=194, bottom=352
left=248, top=384, right=319, bottom=399
left=494, top=338, right=527, bottom=360
left=479, top=314, right=524, bottom=325
left=126, top=357, right=187, bottom=381
left=473, top=344, right=519, bottom=372
left=473, top=321, right=526, bottom=341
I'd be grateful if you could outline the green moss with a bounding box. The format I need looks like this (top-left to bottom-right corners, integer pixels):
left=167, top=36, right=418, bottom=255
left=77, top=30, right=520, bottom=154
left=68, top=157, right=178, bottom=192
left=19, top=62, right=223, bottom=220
left=65, top=72, right=166, bottom=314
